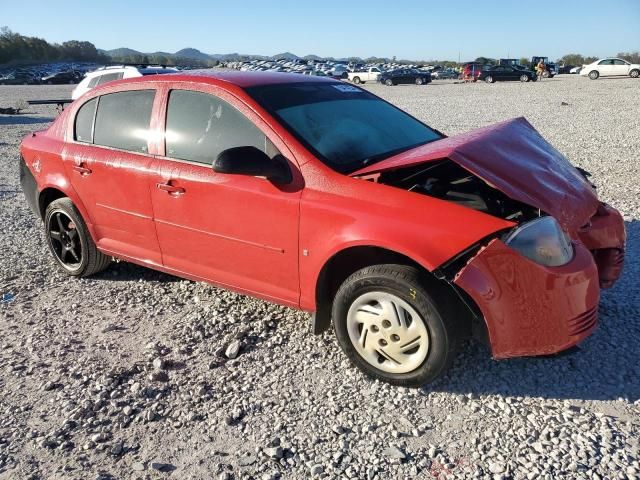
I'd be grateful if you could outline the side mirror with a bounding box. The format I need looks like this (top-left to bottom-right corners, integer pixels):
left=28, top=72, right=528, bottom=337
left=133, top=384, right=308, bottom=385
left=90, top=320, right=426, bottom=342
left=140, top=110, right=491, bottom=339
left=213, top=146, right=292, bottom=184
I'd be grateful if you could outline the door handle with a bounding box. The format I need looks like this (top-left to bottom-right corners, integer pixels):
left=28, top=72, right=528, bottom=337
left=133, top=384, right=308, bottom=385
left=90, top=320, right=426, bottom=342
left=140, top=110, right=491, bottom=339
left=156, top=182, right=185, bottom=195
left=72, top=164, right=92, bottom=175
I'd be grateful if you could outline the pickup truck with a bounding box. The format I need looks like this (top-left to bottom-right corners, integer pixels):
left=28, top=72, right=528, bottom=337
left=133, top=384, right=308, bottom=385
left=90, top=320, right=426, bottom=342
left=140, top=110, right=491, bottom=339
left=348, top=67, right=382, bottom=84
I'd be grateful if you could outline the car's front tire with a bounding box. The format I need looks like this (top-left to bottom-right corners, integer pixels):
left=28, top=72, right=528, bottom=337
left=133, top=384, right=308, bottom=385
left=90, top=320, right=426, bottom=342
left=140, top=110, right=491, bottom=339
left=332, top=264, right=462, bottom=387
left=485, top=75, right=494, bottom=83
left=44, top=198, right=111, bottom=277
left=415, top=77, right=424, bottom=85
left=352, top=76, right=361, bottom=84
left=630, top=69, right=640, bottom=78
left=384, top=78, right=394, bottom=86
left=588, top=70, right=599, bottom=80
left=520, top=74, right=530, bottom=82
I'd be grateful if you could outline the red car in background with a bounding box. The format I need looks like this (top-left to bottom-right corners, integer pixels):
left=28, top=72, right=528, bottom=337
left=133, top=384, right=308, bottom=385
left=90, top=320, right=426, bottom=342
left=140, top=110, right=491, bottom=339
left=462, top=62, right=486, bottom=81
left=19, top=71, right=625, bottom=386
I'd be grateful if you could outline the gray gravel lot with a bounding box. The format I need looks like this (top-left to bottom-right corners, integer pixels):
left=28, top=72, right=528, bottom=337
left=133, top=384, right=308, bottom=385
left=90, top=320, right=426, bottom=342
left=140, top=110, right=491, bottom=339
left=1, top=76, right=639, bottom=480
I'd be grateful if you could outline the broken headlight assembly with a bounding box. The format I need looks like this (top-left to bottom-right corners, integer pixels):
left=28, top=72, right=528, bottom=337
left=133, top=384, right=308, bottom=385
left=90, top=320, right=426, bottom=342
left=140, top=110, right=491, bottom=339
left=503, top=216, right=573, bottom=267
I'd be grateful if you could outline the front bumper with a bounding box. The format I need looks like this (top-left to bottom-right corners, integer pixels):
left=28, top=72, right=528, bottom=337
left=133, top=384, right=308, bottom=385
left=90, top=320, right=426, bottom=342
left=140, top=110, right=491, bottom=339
left=454, top=239, right=600, bottom=359
left=577, top=203, right=626, bottom=288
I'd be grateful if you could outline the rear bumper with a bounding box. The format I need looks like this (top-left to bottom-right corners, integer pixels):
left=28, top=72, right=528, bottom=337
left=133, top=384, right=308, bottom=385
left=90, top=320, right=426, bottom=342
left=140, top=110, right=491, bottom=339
left=19, top=156, right=40, bottom=219
left=454, top=239, right=600, bottom=359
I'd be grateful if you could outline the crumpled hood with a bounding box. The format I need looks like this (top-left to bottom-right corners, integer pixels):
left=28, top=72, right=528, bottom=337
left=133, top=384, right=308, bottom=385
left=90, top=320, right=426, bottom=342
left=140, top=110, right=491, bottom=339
left=351, top=117, right=599, bottom=231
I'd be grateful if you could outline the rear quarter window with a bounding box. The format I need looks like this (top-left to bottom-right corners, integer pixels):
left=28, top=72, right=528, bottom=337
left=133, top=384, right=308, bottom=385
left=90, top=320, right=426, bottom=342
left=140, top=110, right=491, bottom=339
left=74, top=98, right=97, bottom=143
left=93, top=90, right=155, bottom=153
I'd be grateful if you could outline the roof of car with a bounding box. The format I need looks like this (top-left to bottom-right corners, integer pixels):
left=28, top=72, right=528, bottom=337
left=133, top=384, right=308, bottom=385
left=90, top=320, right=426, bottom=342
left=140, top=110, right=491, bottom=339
left=138, top=69, right=339, bottom=88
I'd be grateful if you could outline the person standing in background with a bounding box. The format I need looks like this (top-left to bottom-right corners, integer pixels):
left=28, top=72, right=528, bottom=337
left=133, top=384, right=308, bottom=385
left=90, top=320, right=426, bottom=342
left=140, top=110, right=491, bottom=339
left=536, top=59, right=546, bottom=80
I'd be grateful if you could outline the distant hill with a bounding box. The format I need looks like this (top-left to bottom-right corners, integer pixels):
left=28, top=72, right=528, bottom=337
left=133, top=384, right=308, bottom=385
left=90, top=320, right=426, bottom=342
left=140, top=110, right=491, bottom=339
left=174, top=48, right=212, bottom=61
left=107, top=48, right=144, bottom=57
left=273, top=52, right=299, bottom=60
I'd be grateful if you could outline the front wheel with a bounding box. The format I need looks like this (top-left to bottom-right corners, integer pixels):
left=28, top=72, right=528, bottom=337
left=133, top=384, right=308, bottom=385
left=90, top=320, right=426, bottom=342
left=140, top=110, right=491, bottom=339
left=485, top=75, right=494, bottom=83
left=520, top=74, right=530, bottom=82
left=630, top=69, right=640, bottom=78
left=589, top=70, right=599, bottom=80
left=415, top=77, right=424, bottom=85
left=44, top=198, right=111, bottom=277
left=332, top=265, right=462, bottom=387
left=384, top=78, right=394, bottom=86
left=352, top=76, right=361, bottom=84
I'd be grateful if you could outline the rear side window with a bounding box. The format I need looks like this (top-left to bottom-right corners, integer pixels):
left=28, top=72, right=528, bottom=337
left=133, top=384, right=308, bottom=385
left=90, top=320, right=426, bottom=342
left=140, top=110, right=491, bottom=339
left=87, top=76, right=100, bottom=88
left=93, top=90, right=155, bottom=153
left=96, top=72, right=124, bottom=86
left=74, top=98, right=97, bottom=143
left=165, top=90, right=267, bottom=165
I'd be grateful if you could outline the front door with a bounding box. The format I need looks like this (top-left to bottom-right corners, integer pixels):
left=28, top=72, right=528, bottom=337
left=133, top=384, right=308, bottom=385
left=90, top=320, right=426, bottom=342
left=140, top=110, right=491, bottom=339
left=149, top=87, right=301, bottom=306
left=62, top=89, right=162, bottom=264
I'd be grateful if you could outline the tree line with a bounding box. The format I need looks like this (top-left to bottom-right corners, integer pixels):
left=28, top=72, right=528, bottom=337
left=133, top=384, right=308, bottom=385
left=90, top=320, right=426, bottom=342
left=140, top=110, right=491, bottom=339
left=2, top=26, right=638, bottom=68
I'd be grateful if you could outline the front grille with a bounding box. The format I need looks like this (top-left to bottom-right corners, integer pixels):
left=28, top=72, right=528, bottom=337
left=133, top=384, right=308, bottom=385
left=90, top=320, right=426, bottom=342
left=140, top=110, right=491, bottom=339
left=567, top=307, right=598, bottom=336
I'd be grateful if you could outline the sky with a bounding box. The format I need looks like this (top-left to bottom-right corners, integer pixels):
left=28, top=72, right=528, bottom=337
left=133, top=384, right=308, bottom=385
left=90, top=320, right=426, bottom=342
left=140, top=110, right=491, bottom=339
left=3, top=0, right=639, bottom=61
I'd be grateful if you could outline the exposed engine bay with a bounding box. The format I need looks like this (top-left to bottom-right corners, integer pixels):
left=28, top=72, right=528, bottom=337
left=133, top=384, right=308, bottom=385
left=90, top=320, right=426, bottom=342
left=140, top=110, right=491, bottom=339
left=371, top=159, right=541, bottom=223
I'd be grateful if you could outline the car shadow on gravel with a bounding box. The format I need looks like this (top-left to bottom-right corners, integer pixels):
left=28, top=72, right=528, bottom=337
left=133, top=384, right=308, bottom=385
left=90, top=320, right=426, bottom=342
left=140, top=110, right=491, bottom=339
left=0, top=115, right=55, bottom=125
left=426, top=220, right=639, bottom=402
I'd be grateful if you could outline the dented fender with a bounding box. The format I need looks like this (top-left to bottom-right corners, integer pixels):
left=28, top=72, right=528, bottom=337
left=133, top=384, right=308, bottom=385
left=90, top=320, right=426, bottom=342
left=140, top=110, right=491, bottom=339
left=454, top=239, right=600, bottom=359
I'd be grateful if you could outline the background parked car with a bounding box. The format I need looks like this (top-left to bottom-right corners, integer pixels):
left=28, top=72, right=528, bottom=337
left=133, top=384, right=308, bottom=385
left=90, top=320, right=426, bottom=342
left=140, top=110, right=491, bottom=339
left=478, top=65, right=537, bottom=83
left=41, top=71, right=83, bottom=85
left=569, top=66, right=583, bottom=74
left=0, top=71, right=40, bottom=85
left=461, top=62, right=485, bottom=81
left=379, top=68, right=431, bottom=86
left=432, top=68, right=459, bottom=80
left=347, top=67, right=382, bottom=84
left=580, top=58, right=640, bottom=79
left=558, top=64, right=577, bottom=74
left=72, top=64, right=179, bottom=99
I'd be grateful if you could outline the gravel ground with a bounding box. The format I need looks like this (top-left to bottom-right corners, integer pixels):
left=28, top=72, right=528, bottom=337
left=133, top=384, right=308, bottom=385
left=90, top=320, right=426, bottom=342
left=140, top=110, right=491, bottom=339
left=1, top=76, right=639, bottom=480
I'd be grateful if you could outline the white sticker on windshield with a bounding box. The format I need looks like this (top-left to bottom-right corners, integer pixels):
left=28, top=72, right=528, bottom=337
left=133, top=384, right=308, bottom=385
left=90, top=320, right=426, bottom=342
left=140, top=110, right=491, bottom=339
left=332, top=84, right=362, bottom=93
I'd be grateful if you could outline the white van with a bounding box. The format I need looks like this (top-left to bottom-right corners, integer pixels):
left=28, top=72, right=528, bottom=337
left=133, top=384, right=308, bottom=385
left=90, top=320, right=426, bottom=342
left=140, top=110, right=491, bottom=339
left=72, top=65, right=179, bottom=99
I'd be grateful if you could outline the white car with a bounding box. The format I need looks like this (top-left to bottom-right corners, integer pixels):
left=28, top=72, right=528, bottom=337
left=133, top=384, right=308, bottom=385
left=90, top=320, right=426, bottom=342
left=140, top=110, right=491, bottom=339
left=71, top=65, right=179, bottom=100
left=580, top=58, right=640, bottom=80
left=569, top=66, right=582, bottom=74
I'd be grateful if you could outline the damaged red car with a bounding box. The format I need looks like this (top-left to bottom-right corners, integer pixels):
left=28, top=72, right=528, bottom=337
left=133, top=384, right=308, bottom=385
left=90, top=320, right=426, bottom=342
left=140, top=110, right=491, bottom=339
left=19, top=72, right=625, bottom=386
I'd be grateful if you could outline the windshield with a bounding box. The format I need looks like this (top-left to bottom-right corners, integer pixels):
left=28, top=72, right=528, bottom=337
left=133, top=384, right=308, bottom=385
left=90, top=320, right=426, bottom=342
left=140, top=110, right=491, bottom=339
left=245, top=82, right=441, bottom=172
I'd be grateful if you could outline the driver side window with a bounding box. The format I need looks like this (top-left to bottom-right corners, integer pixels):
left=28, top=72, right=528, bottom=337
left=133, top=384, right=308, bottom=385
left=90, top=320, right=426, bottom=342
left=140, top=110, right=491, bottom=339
left=165, top=90, right=276, bottom=165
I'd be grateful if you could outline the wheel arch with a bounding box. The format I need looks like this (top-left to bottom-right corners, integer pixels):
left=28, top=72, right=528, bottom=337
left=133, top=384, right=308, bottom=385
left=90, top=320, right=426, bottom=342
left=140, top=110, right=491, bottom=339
left=37, top=183, right=98, bottom=242
left=311, top=245, right=478, bottom=338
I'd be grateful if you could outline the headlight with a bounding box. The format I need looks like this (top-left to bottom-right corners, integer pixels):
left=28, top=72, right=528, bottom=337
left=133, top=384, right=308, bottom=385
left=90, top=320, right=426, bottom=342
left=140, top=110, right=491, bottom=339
left=503, top=217, right=573, bottom=267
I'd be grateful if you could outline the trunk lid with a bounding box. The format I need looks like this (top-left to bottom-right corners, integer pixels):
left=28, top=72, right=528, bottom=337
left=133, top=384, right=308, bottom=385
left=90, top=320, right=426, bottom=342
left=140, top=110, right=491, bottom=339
left=351, top=117, right=598, bottom=231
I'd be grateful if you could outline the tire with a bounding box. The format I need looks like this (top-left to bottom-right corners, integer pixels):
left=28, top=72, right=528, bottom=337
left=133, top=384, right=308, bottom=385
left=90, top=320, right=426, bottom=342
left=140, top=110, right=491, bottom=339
left=415, top=77, right=424, bottom=85
left=589, top=70, right=599, bottom=80
left=384, top=78, right=394, bottom=86
left=332, top=264, right=462, bottom=387
left=630, top=69, right=640, bottom=78
left=352, top=76, right=361, bottom=84
left=542, top=71, right=550, bottom=78
left=44, top=197, right=111, bottom=277
left=485, top=75, right=494, bottom=83
left=520, top=74, right=530, bottom=82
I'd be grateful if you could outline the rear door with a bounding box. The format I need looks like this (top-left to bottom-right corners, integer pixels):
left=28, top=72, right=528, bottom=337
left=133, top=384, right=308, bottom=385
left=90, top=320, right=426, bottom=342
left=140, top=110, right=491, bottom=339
left=148, top=85, right=302, bottom=306
left=62, top=88, right=162, bottom=264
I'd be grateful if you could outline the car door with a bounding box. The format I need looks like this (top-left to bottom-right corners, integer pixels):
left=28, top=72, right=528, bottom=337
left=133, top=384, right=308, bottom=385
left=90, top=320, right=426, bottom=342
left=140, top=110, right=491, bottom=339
left=611, top=59, right=630, bottom=76
left=149, top=86, right=302, bottom=306
left=62, top=88, right=162, bottom=264
left=597, top=59, right=614, bottom=76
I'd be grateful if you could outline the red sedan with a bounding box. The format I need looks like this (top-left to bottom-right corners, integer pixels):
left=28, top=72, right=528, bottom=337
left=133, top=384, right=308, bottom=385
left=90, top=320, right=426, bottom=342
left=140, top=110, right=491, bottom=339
left=19, top=71, right=625, bottom=386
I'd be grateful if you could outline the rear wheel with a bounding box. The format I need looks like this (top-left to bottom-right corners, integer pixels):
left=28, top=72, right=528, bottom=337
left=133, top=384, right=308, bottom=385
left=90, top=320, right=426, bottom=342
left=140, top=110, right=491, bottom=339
left=384, top=78, right=394, bottom=86
left=44, top=198, right=111, bottom=277
left=520, top=74, right=530, bottom=82
left=332, top=264, right=462, bottom=387
left=589, top=70, right=599, bottom=80
left=485, top=75, right=494, bottom=83
left=630, top=69, right=640, bottom=78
